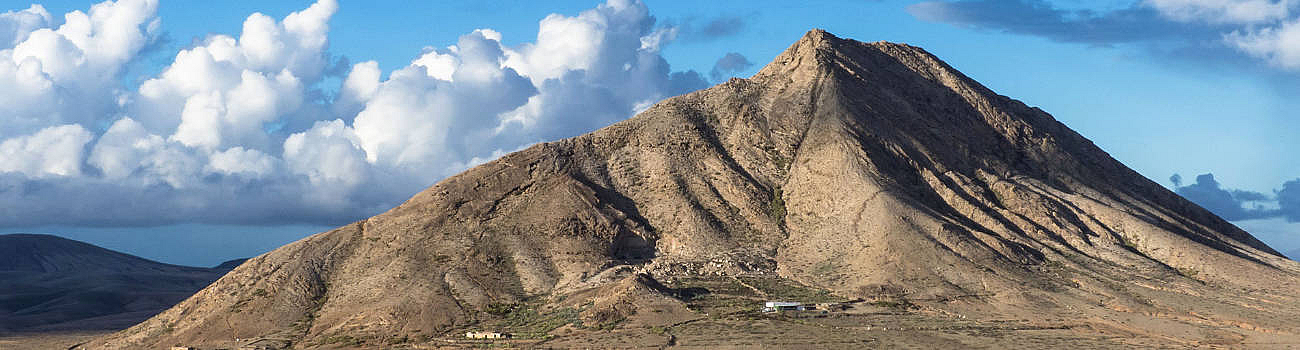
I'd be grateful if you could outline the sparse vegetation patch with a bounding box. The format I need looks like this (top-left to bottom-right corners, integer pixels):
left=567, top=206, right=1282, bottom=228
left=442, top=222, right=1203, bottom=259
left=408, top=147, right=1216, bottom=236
left=768, top=187, right=786, bottom=223
left=483, top=300, right=582, bottom=339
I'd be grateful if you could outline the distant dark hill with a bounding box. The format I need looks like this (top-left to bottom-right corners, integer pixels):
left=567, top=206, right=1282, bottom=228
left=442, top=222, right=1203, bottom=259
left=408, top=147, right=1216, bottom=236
left=0, top=234, right=229, bottom=333
left=0, top=234, right=191, bottom=274
left=213, top=258, right=249, bottom=270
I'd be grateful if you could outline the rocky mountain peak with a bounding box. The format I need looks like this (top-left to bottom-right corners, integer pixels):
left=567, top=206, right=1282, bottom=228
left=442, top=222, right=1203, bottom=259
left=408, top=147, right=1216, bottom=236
left=84, top=29, right=1300, bottom=349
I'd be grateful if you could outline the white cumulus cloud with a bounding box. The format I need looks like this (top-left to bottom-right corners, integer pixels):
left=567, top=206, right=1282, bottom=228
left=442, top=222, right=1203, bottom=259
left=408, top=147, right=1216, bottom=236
left=0, top=5, right=53, bottom=47
left=132, top=0, right=331, bottom=149
left=0, top=0, right=708, bottom=227
left=0, top=124, right=93, bottom=177
left=1226, top=17, right=1300, bottom=69
left=1137, top=0, right=1300, bottom=70
left=0, top=0, right=158, bottom=139
left=1146, top=0, right=1293, bottom=24
left=208, top=147, right=278, bottom=179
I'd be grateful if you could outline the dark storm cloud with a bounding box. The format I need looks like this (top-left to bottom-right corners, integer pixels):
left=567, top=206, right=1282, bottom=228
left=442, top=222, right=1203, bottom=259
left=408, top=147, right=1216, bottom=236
left=906, top=0, right=1300, bottom=96
left=709, top=52, right=754, bottom=82
left=1276, top=179, right=1300, bottom=222
left=0, top=171, right=403, bottom=227
left=1169, top=172, right=1300, bottom=226
left=1174, top=173, right=1272, bottom=221
left=697, top=16, right=745, bottom=39
left=906, top=0, right=1221, bottom=45
left=1233, top=189, right=1272, bottom=202
left=1168, top=173, right=1300, bottom=224
left=666, top=15, right=747, bottom=41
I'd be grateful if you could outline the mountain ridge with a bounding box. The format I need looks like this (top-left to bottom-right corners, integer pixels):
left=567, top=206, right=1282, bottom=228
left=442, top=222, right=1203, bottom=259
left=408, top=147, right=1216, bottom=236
left=0, top=234, right=231, bottom=333
left=86, top=29, right=1300, bottom=349
left=0, top=234, right=214, bottom=274
left=213, top=258, right=249, bottom=269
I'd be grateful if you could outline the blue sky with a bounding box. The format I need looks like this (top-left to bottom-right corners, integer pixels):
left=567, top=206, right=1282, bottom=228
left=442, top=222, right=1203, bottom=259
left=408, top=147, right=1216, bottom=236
left=4, top=0, right=1299, bottom=266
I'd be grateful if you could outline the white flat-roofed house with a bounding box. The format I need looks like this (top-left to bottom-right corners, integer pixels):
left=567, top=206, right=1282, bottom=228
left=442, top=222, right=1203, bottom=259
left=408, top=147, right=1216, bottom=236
left=466, top=331, right=511, bottom=339
left=762, top=301, right=804, bottom=313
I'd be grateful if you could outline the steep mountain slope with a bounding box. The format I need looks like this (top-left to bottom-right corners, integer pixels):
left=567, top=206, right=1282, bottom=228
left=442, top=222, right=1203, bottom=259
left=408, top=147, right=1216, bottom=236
left=90, top=30, right=1300, bottom=349
left=0, top=234, right=230, bottom=333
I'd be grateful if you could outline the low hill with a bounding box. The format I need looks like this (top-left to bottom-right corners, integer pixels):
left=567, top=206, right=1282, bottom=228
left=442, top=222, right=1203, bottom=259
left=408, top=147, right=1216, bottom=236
left=214, top=258, right=249, bottom=270
left=0, top=234, right=230, bottom=333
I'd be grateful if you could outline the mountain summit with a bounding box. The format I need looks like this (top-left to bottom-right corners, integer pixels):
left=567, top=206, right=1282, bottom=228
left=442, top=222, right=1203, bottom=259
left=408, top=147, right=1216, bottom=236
left=89, top=30, right=1300, bottom=349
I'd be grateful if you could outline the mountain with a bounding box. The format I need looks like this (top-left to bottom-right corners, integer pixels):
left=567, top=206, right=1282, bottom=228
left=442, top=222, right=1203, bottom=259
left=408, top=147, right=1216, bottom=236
left=87, top=30, right=1300, bottom=349
left=0, top=234, right=230, bottom=333
left=213, top=258, right=249, bottom=270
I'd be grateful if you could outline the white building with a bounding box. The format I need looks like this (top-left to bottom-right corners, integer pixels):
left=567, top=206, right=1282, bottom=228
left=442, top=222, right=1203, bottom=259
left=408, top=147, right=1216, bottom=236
left=466, top=331, right=511, bottom=339
left=762, top=301, right=804, bottom=313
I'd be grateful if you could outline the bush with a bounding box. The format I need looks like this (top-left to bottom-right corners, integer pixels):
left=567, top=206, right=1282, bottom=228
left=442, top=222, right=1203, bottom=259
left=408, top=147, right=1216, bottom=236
left=768, top=187, right=786, bottom=222
left=483, top=302, right=518, bottom=316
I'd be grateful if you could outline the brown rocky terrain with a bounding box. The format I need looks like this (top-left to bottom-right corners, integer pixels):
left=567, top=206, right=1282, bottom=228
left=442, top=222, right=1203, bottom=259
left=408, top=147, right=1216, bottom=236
left=82, top=29, right=1300, bottom=349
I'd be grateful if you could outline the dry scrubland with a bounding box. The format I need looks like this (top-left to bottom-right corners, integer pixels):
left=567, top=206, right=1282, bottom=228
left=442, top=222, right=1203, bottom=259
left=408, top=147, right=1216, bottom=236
left=72, top=30, right=1300, bottom=349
